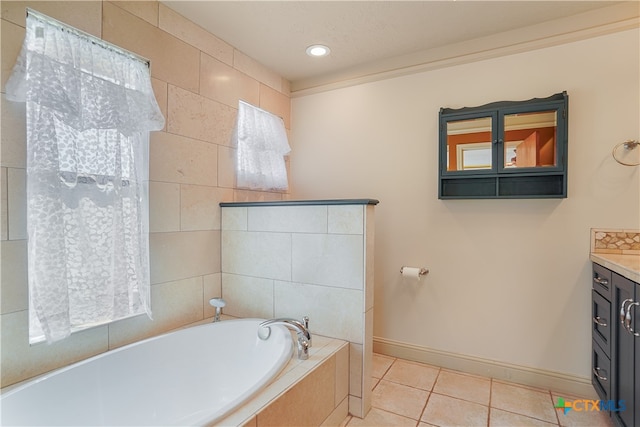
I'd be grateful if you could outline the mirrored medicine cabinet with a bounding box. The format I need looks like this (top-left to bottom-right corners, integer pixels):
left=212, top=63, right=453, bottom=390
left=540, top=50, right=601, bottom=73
left=438, top=92, right=568, bottom=199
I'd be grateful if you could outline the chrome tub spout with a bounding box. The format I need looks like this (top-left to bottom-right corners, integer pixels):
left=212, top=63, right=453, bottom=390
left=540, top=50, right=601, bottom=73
left=258, top=317, right=311, bottom=360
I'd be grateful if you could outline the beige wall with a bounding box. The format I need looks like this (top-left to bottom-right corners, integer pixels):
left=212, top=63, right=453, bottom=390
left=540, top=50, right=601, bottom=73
left=290, top=28, right=640, bottom=385
left=0, top=1, right=290, bottom=387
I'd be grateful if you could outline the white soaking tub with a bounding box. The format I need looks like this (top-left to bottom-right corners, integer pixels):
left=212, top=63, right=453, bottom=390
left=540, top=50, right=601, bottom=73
left=0, top=318, right=293, bottom=426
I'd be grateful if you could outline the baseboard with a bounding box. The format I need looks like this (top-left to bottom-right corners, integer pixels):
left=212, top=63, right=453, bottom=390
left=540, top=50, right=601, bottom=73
left=373, top=336, right=597, bottom=399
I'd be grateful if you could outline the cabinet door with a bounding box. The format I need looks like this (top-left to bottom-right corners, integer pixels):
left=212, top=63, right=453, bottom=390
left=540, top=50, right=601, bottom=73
left=635, top=282, right=640, bottom=427
left=612, top=273, right=635, bottom=427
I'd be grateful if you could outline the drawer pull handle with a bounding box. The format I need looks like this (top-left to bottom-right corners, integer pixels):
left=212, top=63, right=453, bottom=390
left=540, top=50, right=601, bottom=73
left=593, top=277, right=609, bottom=286
left=620, top=299, right=633, bottom=326
left=624, top=301, right=640, bottom=337
left=593, top=367, right=608, bottom=381
left=592, top=316, right=607, bottom=327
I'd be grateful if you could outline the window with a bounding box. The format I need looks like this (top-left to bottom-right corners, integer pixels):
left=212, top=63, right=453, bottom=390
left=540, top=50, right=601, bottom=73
left=6, top=10, right=165, bottom=343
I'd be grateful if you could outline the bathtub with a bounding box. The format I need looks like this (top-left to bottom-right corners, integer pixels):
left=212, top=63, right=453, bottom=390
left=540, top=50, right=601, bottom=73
left=0, top=318, right=293, bottom=426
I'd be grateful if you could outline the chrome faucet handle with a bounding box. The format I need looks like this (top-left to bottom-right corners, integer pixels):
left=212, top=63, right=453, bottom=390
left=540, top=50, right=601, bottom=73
left=257, top=317, right=312, bottom=360
left=302, top=316, right=311, bottom=347
left=209, top=298, right=226, bottom=322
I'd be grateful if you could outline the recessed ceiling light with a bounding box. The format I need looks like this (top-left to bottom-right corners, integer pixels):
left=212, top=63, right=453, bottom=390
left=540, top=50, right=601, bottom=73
left=306, top=44, right=330, bottom=57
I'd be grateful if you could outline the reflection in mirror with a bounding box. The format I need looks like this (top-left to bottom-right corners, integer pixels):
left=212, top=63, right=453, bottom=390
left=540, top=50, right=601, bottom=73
left=504, top=110, right=557, bottom=168
left=446, top=117, right=492, bottom=171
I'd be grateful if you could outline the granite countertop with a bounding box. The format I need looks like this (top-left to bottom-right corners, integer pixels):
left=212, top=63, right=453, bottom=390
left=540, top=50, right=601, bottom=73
left=590, top=229, right=640, bottom=283
left=590, top=253, right=640, bottom=283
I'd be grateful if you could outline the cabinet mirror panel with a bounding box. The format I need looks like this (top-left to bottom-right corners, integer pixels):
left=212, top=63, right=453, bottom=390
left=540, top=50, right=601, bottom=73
left=504, top=110, right=557, bottom=168
left=446, top=116, right=492, bottom=171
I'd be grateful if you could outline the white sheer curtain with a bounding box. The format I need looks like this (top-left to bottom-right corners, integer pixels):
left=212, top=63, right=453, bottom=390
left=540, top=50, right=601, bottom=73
left=6, top=10, right=165, bottom=343
left=233, top=100, right=291, bottom=190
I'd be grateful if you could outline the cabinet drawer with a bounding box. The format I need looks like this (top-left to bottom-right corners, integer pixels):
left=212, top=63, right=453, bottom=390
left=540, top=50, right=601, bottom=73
left=592, top=263, right=612, bottom=299
left=592, top=339, right=610, bottom=402
left=592, top=289, right=611, bottom=356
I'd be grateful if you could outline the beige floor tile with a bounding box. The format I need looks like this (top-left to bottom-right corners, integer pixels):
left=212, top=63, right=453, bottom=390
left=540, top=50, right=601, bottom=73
left=551, top=394, right=613, bottom=427
left=347, top=407, right=418, bottom=427
left=490, top=408, right=558, bottom=426
left=383, top=359, right=440, bottom=391
left=372, top=377, right=380, bottom=390
left=433, top=370, right=491, bottom=405
left=421, top=393, right=489, bottom=427
left=372, top=380, right=429, bottom=421
left=372, top=353, right=395, bottom=378
left=491, top=382, right=557, bottom=424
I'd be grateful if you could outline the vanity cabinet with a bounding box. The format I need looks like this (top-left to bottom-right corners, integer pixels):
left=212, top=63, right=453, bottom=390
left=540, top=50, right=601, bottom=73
left=591, top=262, right=640, bottom=427
left=438, top=92, right=568, bottom=199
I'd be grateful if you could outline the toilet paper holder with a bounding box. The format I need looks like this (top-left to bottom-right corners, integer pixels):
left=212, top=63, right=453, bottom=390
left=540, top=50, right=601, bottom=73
left=400, top=266, right=429, bottom=276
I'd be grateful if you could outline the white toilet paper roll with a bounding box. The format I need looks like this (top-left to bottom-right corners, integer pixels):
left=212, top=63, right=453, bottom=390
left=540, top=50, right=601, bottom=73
left=401, top=267, right=422, bottom=280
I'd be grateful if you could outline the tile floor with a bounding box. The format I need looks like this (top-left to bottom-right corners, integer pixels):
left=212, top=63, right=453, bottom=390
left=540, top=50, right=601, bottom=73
left=342, top=353, right=613, bottom=427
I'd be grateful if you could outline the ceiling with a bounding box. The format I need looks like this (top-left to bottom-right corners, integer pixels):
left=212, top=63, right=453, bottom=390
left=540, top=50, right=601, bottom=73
left=161, top=1, right=635, bottom=92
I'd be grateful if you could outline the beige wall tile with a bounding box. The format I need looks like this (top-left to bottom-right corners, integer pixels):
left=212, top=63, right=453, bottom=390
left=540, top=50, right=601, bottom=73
left=233, top=190, right=283, bottom=203
left=150, top=78, right=167, bottom=131
left=7, top=167, right=26, bottom=240
left=149, top=230, right=220, bottom=284
left=348, top=395, right=364, bottom=419
left=350, top=343, right=364, bottom=397
left=109, top=1, right=158, bottom=26
left=362, top=308, right=373, bottom=415
left=241, top=416, right=257, bottom=427
left=158, top=4, right=233, bottom=65
left=221, top=207, right=248, bottom=231
left=292, top=234, right=364, bottom=290
left=1, top=94, right=26, bottom=168
left=181, top=185, right=233, bottom=231
left=328, top=205, right=364, bottom=235
left=218, top=145, right=236, bottom=189
left=1, top=310, right=108, bottom=387
left=1, top=1, right=102, bottom=36
left=1, top=239, right=28, bottom=314
left=248, top=206, right=327, bottom=233
left=259, top=84, right=291, bottom=129
left=149, top=181, right=180, bottom=232
left=365, top=206, right=375, bottom=311
left=102, top=2, right=199, bottom=93
left=222, top=230, right=291, bottom=280
left=200, top=52, right=260, bottom=109
left=274, top=281, right=363, bottom=343
left=335, top=344, right=350, bottom=407
left=149, top=131, right=218, bottom=186
left=321, top=397, right=349, bottom=427
left=1, top=167, right=7, bottom=241
left=1, top=18, right=25, bottom=93
left=257, top=355, right=335, bottom=426
left=167, top=85, right=236, bottom=146
left=233, top=50, right=282, bottom=93
left=221, top=273, right=274, bottom=319
left=108, top=276, right=204, bottom=349
left=203, top=273, right=222, bottom=318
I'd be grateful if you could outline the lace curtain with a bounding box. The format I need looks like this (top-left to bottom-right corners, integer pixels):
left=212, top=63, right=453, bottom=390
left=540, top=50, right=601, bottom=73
left=233, top=100, right=291, bottom=190
left=6, top=10, right=165, bottom=343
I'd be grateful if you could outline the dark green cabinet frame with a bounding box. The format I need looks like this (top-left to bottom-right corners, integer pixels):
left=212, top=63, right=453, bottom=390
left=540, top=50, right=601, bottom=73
left=438, top=92, right=568, bottom=199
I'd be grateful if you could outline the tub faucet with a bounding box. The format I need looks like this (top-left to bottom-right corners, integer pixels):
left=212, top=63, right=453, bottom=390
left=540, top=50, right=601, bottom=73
left=258, top=317, right=311, bottom=360
left=209, top=298, right=226, bottom=322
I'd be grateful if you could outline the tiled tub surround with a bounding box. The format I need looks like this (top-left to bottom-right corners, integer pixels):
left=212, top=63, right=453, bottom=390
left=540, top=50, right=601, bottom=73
left=219, top=333, right=349, bottom=427
left=220, top=200, right=377, bottom=418
left=1, top=1, right=291, bottom=388
left=590, top=229, right=640, bottom=283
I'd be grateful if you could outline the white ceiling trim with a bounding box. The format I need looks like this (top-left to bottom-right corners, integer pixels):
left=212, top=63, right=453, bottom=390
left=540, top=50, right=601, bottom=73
left=291, top=2, right=640, bottom=97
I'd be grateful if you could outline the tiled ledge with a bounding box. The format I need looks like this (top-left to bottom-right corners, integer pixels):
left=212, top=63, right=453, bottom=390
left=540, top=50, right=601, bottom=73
left=590, top=228, right=640, bottom=283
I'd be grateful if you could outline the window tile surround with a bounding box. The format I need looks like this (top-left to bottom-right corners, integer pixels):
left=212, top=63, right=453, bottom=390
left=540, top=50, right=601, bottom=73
left=221, top=200, right=377, bottom=418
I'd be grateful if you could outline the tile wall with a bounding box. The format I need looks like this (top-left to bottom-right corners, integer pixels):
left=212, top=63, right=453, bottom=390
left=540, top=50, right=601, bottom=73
left=221, top=202, right=375, bottom=418
left=0, top=1, right=291, bottom=387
